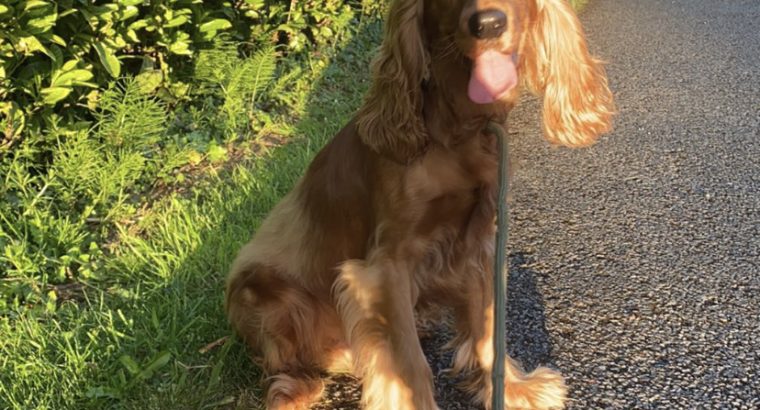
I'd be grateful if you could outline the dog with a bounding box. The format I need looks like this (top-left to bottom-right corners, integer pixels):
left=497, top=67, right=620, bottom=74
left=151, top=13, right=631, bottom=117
left=225, top=0, right=614, bottom=408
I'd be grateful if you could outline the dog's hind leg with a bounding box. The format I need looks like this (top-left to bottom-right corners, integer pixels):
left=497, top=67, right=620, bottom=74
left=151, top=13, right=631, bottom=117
left=334, top=257, right=439, bottom=410
left=226, top=262, right=345, bottom=409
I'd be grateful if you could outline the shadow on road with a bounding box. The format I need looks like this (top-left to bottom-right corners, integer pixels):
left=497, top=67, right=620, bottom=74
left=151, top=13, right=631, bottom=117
left=506, top=252, right=557, bottom=372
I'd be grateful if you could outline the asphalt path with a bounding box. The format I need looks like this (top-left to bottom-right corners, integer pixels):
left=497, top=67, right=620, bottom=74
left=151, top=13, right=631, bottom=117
left=316, top=0, right=760, bottom=408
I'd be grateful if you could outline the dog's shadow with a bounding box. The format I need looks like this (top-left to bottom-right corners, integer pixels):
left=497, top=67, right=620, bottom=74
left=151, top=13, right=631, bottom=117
left=315, top=251, right=557, bottom=410
left=503, top=251, right=557, bottom=371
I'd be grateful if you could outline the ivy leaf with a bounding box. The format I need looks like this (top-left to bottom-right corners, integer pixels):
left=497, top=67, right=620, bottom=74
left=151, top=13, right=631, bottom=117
left=199, top=19, right=231, bottom=33
left=125, top=29, right=140, bottom=43
left=53, top=69, right=94, bottom=87
left=117, top=5, right=139, bottom=21
left=24, top=1, right=51, bottom=12
left=41, top=86, right=72, bottom=105
left=164, top=15, right=188, bottom=28
left=128, top=19, right=150, bottom=31
left=167, top=40, right=191, bottom=56
left=26, top=11, right=58, bottom=34
left=71, top=81, right=98, bottom=88
left=61, top=59, right=79, bottom=72
left=49, top=34, right=67, bottom=47
left=18, top=36, right=49, bottom=56
left=94, top=42, right=120, bottom=78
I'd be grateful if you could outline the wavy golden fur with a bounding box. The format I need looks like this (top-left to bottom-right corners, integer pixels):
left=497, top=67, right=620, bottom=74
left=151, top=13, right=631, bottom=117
left=225, top=0, right=614, bottom=408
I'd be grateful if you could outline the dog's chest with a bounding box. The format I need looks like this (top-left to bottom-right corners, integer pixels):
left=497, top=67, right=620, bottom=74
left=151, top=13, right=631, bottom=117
left=405, top=137, right=496, bottom=201
left=404, top=139, right=498, bottom=287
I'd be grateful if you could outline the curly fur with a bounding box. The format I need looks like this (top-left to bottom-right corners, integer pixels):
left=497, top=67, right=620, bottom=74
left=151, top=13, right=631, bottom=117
left=356, top=0, right=430, bottom=163
left=226, top=0, right=614, bottom=409
left=520, top=0, right=615, bottom=147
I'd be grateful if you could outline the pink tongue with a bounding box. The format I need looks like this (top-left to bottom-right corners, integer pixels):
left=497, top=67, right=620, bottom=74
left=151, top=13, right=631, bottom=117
left=468, top=50, right=517, bottom=104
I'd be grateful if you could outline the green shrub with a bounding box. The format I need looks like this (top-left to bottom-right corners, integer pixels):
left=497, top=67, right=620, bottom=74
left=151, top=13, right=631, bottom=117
left=0, top=0, right=383, bottom=309
left=0, top=0, right=376, bottom=141
left=1, top=78, right=163, bottom=308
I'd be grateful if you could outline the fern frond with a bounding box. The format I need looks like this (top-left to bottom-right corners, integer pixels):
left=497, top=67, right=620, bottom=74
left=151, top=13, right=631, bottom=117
left=95, top=78, right=167, bottom=153
left=245, top=46, right=277, bottom=104
left=221, top=46, right=278, bottom=133
left=194, top=40, right=238, bottom=95
left=51, top=131, right=103, bottom=204
left=192, top=41, right=278, bottom=137
left=96, top=150, right=145, bottom=220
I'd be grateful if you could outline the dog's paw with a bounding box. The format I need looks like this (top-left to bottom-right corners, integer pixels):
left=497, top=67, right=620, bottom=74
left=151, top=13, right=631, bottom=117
left=505, top=366, right=567, bottom=410
left=266, top=373, right=324, bottom=410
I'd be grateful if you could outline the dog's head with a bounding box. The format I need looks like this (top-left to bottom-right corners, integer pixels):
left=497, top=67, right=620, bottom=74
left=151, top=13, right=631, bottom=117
left=357, top=0, right=616, bottom=163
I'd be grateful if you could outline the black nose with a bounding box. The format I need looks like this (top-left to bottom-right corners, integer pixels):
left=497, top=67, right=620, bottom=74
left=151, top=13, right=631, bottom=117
left=468, top=9, right=507, bottom=39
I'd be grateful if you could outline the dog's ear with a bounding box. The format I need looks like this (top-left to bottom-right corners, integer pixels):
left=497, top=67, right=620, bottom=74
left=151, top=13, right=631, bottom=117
left=520, top=0, right=615, bottom=147
left=356, top=0, right=429, bottom=163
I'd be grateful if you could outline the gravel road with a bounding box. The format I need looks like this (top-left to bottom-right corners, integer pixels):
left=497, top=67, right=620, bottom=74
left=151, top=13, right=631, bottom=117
left=315, top=0, right=760, bottom=408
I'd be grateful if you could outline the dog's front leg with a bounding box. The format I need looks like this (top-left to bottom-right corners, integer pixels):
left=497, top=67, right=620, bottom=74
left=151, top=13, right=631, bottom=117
left=333, top=253, right=439, bottom=410
left=449, top=256, right=567, bottom=410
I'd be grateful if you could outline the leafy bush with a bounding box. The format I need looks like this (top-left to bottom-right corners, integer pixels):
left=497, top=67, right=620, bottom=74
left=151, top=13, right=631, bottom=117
left=0, top=0, right=382, bottom=309
left=1, top=79, right=162, bottom=307
left=0, top=0, right=377, bottom=140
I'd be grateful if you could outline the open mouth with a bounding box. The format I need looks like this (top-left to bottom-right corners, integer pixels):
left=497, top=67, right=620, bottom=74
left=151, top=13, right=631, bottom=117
left=467, top=50, right=518, bottom=104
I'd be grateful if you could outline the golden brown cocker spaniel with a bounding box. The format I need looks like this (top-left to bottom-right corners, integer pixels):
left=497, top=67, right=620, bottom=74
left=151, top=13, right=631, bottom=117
left=225, top=0, right=614, bottom=408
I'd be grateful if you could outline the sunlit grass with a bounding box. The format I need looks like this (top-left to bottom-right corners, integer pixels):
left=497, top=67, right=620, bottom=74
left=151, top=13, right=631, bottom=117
left=0, top=21, right=381, bottom=410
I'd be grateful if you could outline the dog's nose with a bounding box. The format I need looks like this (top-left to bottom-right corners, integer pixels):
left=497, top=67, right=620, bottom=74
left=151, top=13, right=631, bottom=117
left=468, top=9, right=507, bottom=39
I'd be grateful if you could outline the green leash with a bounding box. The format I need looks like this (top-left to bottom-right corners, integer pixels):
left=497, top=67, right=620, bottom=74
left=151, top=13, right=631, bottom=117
left=487, top=121, right=509, bottom=410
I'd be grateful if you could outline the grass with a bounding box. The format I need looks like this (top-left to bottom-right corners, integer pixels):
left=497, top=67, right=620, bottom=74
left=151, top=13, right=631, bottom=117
left=0, top=19, right=382, bottom=410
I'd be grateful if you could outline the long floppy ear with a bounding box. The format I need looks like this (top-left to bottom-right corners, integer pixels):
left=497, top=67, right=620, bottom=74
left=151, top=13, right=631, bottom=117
left=520, top=0, right=615, bottom=147
left=356, top=0, right=429, bottom=163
